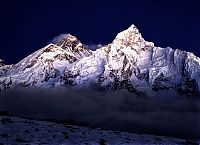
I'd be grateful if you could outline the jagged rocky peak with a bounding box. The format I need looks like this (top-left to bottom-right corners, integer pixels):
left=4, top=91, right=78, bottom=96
left=53, top=33, right=82, bottom=49
left=55, top=34, right=79, bottom=47
left=52, top=34, right=92, bottom=58
left=113, top=24, right=154, bottom=50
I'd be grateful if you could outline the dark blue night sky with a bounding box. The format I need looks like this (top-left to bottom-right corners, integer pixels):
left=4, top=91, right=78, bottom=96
left=0, top=0, right=199, bottom=64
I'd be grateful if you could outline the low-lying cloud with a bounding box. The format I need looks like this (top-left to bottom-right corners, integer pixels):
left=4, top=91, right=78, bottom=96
left=0, top=87, right=199, bottom=140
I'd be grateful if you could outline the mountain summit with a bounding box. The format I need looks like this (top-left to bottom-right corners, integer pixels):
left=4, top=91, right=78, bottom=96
left=52, top=34, right=92, bottom=58
left=114, top=24, right=154, bottom=50
left=0, top=24, right=200, bottom=96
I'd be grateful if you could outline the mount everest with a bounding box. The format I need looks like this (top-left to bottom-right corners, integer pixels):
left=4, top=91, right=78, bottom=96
left=0, top=24, right=200, bottom=97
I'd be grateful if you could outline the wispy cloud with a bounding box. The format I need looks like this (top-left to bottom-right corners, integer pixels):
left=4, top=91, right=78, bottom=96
left=50, top=34, right=70, bottom=44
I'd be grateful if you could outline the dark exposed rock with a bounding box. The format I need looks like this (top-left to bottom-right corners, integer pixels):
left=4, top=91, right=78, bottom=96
left=152, top=73, right=171, bottom=92
left=136, top=71, right=149, bottom=81
left=60, top=71, right=79, bottom=86
left=54, top=53, right=77, bottom=63
left=179, top=77, right=200, bottom=96
left=23, top=59, right=37, bottom=71
left=112, top=78, right=145, bottom=96
left=98, top=138, right=107, bottom=145
left=43, top=44, right=55, bottom=53
left=56, top=34, right=91, bottom=58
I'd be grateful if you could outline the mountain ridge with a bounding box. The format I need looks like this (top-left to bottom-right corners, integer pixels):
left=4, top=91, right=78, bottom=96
left=0, top=24, right=200, bottom=96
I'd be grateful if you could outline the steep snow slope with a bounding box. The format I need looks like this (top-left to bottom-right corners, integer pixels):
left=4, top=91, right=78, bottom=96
left=0, top=24, right=199, bottom=96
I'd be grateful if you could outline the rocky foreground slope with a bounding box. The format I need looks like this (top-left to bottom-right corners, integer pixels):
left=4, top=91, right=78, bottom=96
left=1, top=115, right=198, bottom=145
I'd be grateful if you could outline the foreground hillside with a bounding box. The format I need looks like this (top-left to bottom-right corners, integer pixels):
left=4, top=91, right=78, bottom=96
left=1, top=115, right=199, bottom=145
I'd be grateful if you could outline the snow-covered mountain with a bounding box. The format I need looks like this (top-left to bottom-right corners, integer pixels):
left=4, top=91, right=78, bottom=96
left=0, top=24, right=200, bottom=96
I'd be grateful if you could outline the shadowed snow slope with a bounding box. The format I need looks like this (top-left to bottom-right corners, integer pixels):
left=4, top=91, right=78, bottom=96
left=1, top=115, right=198, bottom=145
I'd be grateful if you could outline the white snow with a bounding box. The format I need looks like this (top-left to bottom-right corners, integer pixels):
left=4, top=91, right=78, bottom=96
left=0, top=24, right=200, bottom=95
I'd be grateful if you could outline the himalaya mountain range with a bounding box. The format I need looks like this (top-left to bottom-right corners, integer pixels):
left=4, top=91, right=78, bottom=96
left=0, top=24, right=199, bottom=97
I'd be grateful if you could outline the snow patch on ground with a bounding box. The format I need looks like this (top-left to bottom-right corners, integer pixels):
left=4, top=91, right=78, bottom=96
left=0, top=115, right=193, bottom=145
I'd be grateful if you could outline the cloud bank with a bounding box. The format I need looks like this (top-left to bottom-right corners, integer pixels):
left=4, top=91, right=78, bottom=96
left=0, top=87, right=199, bottom=140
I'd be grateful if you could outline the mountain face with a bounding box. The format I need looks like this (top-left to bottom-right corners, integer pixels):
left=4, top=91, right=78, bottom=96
left=0, top=60, right=12, bottom=77
left=0, top=24, right=200, bottom=96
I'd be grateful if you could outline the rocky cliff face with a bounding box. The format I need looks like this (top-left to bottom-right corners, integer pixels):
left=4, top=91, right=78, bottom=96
left=0, top=24, right=200, bottom=96
left=0, top=60, right=12, bottom=77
